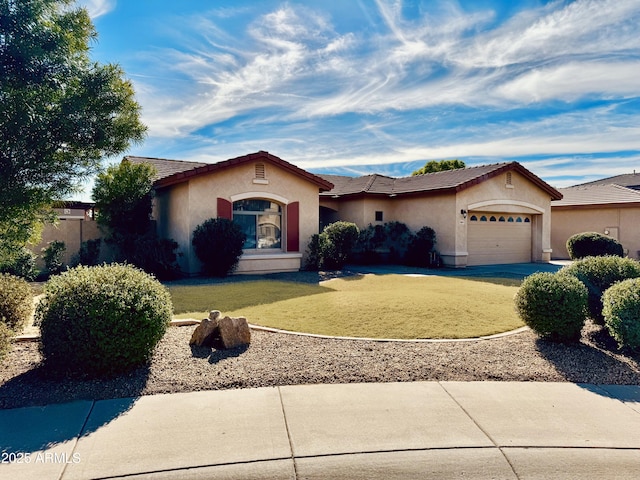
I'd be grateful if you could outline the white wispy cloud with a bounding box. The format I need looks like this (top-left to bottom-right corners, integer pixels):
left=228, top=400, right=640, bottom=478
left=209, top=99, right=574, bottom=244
left=123, top=0, right=640, bottom=185
left=78, top=0, right=116, bottom=19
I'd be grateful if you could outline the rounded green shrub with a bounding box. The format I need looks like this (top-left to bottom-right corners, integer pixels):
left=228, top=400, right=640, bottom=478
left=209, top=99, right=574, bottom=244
left=321, top=221, right=359, bottom=269
left=192, top=218, right=246, bottom=277
left=0, top=322, right=12, bottom=364
left=560, top=256, right=640, bottom=325
left=0, top=273, right=33, bottom=333
left=514, top=272, right=588, bottom=343
left=566, top=232, right=623, bottom=259
left=36, top=264, right=172, bottom=377
left=602, top=278, right=640, bottom=350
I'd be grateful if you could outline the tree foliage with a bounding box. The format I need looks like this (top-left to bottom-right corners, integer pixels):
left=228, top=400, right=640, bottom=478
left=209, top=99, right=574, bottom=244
left=411, top=159, right=466, bottom=176
left=0, top=0, right=146, bottom=256
left=93, top=160, right=156, bottom=241
left=92, top=160, right=181, bottom=279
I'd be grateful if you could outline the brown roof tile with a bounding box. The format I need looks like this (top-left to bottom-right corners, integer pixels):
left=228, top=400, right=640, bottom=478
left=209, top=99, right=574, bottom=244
left=124, top=152, right=334, bottom=191
left=320, top=162, right=562, bottom=200
left=553, top=184, right=640, bottom=207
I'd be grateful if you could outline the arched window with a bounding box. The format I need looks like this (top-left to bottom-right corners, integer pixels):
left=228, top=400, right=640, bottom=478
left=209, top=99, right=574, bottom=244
left=470, top=215, right=478, bottom=221
left=516, top=217, right=523, bottom=223
left=498, top=216, right=506, bottom=222
left=480, top=215, right=488, bottom=222
left=489, top=216, right=497, bottom=222
left=508, top=217, right=514, bottom=222
left=233, top=199, right=282, bottom=249
left=524, top=217, right=531, bottom=223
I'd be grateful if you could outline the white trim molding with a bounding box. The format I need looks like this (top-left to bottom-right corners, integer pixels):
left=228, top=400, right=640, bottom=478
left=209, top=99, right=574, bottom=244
left=230, top=192, right=290, bottom=205
left=467, top=199, right=545, bottom=214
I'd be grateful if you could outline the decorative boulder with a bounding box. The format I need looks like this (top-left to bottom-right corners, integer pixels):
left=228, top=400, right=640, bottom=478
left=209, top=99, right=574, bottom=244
left=189, top=317, right=220, bottom=347
left=218, top=316, right=251, bottom=349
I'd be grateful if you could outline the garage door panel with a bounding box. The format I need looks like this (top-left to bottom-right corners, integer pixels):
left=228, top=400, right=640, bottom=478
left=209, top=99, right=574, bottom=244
left=468, top=215, right=532, bottom=265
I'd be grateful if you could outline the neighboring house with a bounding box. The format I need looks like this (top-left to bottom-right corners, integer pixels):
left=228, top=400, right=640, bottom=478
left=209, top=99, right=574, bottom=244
left=33, top=201, right=101, bottom=268
left=127, top=151, right=333, bottom=275
left=319, top=162, right=562, bottom=267
left=551, top=173, right=640, bottom=259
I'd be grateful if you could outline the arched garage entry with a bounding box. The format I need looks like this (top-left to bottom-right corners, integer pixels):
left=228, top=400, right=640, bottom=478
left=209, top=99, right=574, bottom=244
left=465, top=201, right=544, bottom=266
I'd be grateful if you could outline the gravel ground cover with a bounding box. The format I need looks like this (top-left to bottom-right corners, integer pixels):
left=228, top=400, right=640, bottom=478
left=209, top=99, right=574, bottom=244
left=2, top=269, right=640, bottom=409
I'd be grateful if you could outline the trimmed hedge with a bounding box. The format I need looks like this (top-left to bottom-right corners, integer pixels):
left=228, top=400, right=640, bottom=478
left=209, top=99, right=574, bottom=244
left=192, top=218, right=246, bottom=277
left=560, top=256, right=640, bottom=325
left=602, top=278, right=640, bottom=350
left=566, top=232, right=624, bottom=259
left=514, top=272, right=588, bottom=343
left=36, top=264, right=172, bottom=377
left=0, top=273, right=33, bottom=333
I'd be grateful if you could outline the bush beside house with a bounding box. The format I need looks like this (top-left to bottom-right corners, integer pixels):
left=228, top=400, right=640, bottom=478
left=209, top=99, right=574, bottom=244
left=192, top=218, right=246, bottom=277
left=0, top=273, right=33, bottom=364
left=566, top=232, right=624, bottom=259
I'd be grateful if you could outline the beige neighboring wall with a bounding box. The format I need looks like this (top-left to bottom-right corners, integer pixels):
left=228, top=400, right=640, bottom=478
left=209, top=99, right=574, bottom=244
left=551, top=205, right=640, bottom=260
left=154, top=161, right=321, bottom=275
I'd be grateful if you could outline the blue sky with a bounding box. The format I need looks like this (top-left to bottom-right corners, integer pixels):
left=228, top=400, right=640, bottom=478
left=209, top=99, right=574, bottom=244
left=77, top=0, right=640, bottom=199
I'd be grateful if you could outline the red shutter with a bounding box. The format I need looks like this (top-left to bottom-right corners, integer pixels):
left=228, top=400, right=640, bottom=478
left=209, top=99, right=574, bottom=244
left=286, top=202, right=300, bottom=252
left=217, top=198, right=232, bottom=220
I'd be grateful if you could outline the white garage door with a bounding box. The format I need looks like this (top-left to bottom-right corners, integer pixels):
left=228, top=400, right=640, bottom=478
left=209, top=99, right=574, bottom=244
left=467, top=212, right=532, bottom=265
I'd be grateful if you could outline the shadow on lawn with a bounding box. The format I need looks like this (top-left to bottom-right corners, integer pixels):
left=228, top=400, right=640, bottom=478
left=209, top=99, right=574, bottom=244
left=0, top=363, right=150, bottom=454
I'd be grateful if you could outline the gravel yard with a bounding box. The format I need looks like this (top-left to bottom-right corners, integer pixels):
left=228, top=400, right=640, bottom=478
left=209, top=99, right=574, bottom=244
left=2, top=320, right=640, bottom=410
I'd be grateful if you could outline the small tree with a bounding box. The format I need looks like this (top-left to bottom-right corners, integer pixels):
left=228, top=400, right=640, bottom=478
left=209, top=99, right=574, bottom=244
left=92, top=160, right=180, bottom=279
left=411, top=159, right=466, bottom=176
left=192, top=218, right=246, bottom=277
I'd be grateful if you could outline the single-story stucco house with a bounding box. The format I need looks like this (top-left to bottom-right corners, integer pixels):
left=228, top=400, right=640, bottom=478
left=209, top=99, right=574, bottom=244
left=319, top=162, right=562, bottom=267
left=128, top=151, right=333, bottom=275
left=551, top=173, right=640, bottom=260
left=128, top=152, right=562, bottom=275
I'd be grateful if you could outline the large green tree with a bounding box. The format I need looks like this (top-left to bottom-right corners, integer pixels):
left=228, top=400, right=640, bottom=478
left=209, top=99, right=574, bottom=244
left=411, top=159, right=466, bottom=176
left=0, top=0, right=146, bottom=257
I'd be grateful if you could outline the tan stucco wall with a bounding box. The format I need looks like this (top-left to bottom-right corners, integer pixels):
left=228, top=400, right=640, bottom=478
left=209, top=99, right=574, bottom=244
left=154, top=161, right=321, bottom=275
left=551, top=206, right=640, bottom=260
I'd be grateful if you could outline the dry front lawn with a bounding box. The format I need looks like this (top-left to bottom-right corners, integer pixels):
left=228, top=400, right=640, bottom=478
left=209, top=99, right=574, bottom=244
left=170, top=274, right=523, bottom=339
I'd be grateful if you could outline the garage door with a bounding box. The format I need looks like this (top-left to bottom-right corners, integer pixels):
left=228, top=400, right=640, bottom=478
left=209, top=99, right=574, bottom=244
left=467, top=212, right=532, bottom=265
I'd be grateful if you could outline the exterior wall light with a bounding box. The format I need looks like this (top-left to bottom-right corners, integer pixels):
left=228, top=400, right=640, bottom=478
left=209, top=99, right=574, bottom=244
left=460, top=209, right=468, bottom=219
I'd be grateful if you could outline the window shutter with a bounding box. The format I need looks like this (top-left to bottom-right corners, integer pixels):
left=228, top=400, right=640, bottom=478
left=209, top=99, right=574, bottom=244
left=286, top=202, right=299, bottom=252
left=217, top=198, right=232, bottom=220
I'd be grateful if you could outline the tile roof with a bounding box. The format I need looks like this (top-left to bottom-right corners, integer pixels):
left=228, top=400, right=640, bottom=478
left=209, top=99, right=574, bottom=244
left=575, top=172, right=640, bottom=190
left=553, top=184, right=640, bottom=207
left=320, top=162, right=562, bottom=200
left=125, top=152, right=334, bottom=191
left=126, top=156, right=207, bottom=182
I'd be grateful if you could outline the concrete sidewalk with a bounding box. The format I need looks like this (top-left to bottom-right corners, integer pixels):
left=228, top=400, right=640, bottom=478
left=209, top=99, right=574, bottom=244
left=2, top=382, right=640, bottom=479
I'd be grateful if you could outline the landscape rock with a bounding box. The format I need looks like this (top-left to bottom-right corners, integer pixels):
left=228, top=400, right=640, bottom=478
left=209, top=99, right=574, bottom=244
left=209, top=310, right=221, bottom=321
left=189, top=318, right=220, bottom=347
left=218, top=316, right=251, bottom=349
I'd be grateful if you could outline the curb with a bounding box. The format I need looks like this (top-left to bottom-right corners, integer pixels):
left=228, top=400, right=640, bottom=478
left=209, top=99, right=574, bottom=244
left=248, top=324, right=530, bottom=343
